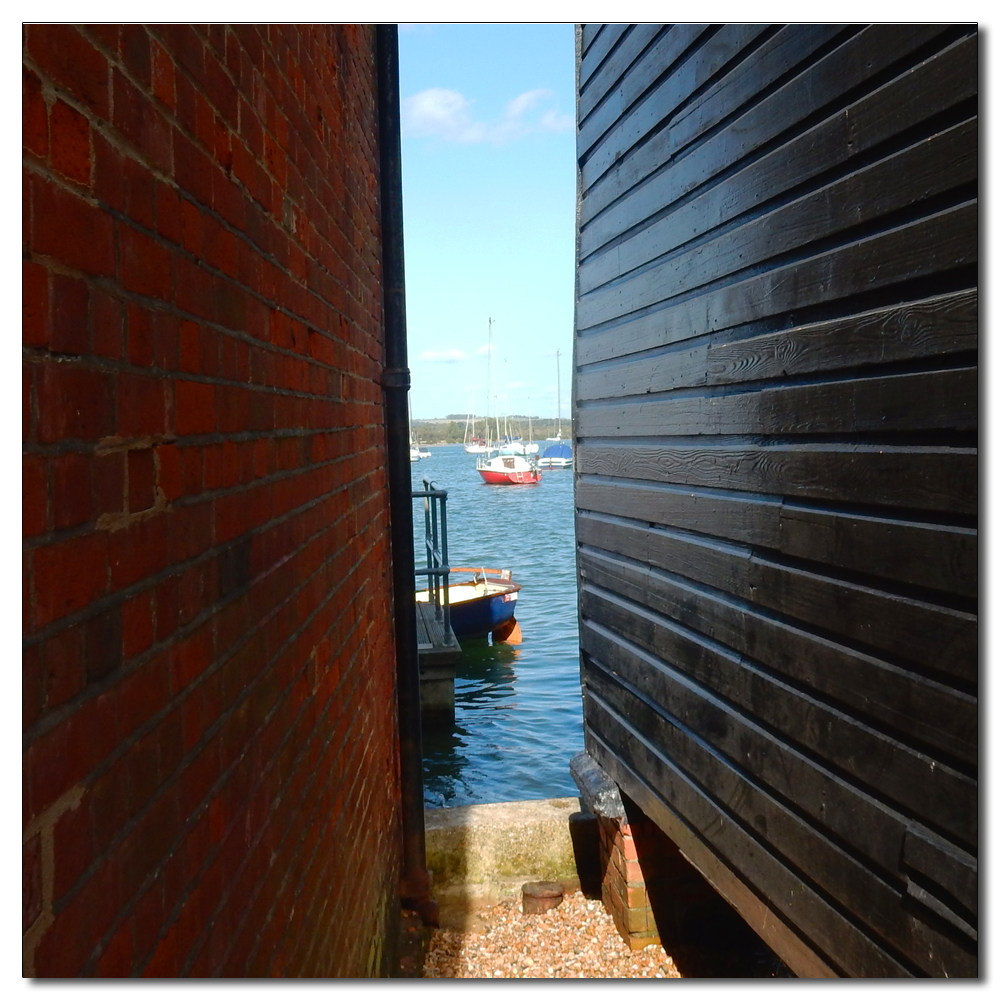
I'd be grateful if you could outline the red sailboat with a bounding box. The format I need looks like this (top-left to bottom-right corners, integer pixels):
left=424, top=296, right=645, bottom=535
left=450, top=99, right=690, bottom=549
left=473, top=316, right=542, bottom=485
left=476, top=451, right=541, bottom=485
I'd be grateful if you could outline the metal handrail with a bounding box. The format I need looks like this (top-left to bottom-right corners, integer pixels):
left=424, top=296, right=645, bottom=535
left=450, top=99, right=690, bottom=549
left=412, top=477, right=450, bottom=635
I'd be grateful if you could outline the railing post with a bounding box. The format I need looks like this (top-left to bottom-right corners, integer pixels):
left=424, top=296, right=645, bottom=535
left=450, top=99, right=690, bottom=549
left=439, top=491, right=450, bottom=635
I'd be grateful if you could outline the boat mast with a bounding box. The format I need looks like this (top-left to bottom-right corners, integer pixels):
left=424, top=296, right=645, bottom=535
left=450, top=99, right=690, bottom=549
left=487, top=318, right=497, bottom=450
left=503, top=357, right=509, bottom=443
left=555, top=349, right=562, bottom=440
left=489, top=319, right=501, bottom=448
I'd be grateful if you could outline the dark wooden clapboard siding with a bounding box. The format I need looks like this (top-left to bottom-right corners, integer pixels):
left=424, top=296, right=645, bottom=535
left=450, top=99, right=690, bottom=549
left=579, top=25, right=965, bottom=240
left=573, top=23, right=977, bottom=978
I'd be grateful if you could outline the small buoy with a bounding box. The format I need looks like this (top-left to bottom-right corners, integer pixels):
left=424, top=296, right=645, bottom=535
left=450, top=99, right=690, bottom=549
left=492, top=617, right=522, bottom=643
left=521, top=880, right=564, bottom=914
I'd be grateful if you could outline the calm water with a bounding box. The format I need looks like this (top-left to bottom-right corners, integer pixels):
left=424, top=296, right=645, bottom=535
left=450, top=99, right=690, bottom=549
left=411, top=443, right=584, bottom=807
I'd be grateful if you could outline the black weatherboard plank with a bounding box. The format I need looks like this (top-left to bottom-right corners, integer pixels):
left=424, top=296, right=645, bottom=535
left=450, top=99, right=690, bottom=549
left=573, top=21, right=977, bottom=977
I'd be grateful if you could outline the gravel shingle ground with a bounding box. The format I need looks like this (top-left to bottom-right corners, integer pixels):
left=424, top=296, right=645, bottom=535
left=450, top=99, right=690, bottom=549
left=420, top=890, right=792, bottom=979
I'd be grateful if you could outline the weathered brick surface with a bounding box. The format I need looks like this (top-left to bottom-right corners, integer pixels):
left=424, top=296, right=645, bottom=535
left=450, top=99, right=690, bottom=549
left=24, top=24, right=401, bottom=977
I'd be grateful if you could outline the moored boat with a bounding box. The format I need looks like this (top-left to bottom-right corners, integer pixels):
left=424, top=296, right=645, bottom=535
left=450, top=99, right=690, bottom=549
left=415, top=567, right=521, bottom=639
left=476, top=451, right=541, bottom=485
left=536, top=441, right=572, bottom=469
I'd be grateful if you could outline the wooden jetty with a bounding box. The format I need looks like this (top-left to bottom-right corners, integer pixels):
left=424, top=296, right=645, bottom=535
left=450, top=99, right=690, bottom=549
left=416, top=588, right=462, bottom=715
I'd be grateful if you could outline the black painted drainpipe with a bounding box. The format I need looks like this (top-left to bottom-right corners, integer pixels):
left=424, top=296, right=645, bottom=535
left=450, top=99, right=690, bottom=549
left=375, top=23, right=438, bottom=927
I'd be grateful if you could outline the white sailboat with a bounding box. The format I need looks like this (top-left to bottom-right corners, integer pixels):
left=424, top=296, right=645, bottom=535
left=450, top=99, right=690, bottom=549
left=538, top=349, right=572, bottom=469
left=463, top=400, right=488, bottom=454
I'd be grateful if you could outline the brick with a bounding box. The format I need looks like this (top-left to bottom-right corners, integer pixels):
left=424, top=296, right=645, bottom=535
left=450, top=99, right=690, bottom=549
left=127, top=304, right=155, bottom=367
left=119, top=371, right=167, bottom=438
left=170, top=624, right=215, bottom=693
left=50, top=273, right=90, bottom=355
left=121, top=25, right=152, bottom=88
left=123, top=154, right=157, bottom=230
left=84, top=604, right=123, bottom=682
left=92, top=289, right=126, bottom=360
left=112, top=67, right=172, bottom=173
left=153, top=310, right=182, bottom=372
left=150, top=40, right=176, bottom=111
left=23, top=261, right=48, bottom=349
left=93, top=131, right=126, bottom=212
left=37, top=364, right=114, bottom=444
left=131, top=879, right=166, bottom=968
left=23, top=453, right=48, bottom=537
left=179, top=320, right=200, bottom=373
left=25, top=25, right=110, bottom=118
left=181, top=447, right=205, bottom=497
left=117, top=652, right=169, bottom=738
left=52, top=451, right=91, bottom=530
left=43, top=624, right=87, bottom=710
left=30, top=173, right=115, bottom=277
left=120, top=794, right=180, bottom=904
left=109, top=515, right=169, bottom=590
left=23, top=834, right=43, bottom=933
left=95, top=922, right=133, bottom=977
left=121, top=588, right=156, bottom=661
left=156, top=443, right=183, bottom=502
left=32, top=532, right=108, bottom=629
left=50, top=99, right=91, bottom=185
left=52, top=796, right=94, bottom=900
left=26, top=689, right=117, bottom=819
left=24, top=25, right=401, bottom=978
left=94, top=450, right=125, bottom=517
left=23, top=65, right=48, bottom=158
left=178, top=561, right=215, bottom=626
left=155, top=575, right=179, bottom=643
left=128, top=448, right=156, bottom=512
left=175, top=379, right=216, bottom=436
left=23, top=643, right=44, bottom=732
left=143, top=921, right=180, bottom=977
left=34, top=856, right=122, bottom=975
left=181, top=199, right=202, bottom=259
left=120, top=222, right=173, bottom=300
left=155, top=181, right=182, bottom=244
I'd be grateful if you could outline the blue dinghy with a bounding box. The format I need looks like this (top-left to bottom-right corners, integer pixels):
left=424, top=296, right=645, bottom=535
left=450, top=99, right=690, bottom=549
left=415, top=567, right=521, bottom=640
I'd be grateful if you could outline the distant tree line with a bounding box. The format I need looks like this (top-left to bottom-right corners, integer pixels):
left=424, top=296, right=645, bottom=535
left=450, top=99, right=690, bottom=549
left=411, top=416, right=572, bottom=445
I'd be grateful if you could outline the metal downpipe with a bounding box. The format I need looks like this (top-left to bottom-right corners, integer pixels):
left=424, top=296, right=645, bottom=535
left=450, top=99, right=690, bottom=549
left=375, top=23, right=438, bottom=927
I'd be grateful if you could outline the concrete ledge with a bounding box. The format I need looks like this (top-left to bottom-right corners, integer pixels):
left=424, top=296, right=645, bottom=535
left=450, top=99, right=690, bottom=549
left=424, top=797, right=586, bottom=927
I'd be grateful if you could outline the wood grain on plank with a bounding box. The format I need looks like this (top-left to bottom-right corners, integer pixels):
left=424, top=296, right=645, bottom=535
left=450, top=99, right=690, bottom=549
left=577, top=200, right=977, bottom=350
left=576, top=443, right=977, bottom=515
left=585, top=728, right=843, bottom=978
left=576, top=367, right=977, bottom=438
left=575, top=477, right=977, bottom=597
left=579, top=24, right=955, bottom=234
left=584, top=705, right=912, bottom=976
left=578, top=24, right=667, bottom=124
left=578, top=115, right=976, bottom=300
left=576, top=289, right=978, bottom=401
left=578, top=24, right=709, bottom=159
left=578, top=547, right=977, bottom=763
left=581, top=588, right=977, bottom=847
left=584, top=655, right=976, bottom=975
left=576, top=513, right=978, bottom=682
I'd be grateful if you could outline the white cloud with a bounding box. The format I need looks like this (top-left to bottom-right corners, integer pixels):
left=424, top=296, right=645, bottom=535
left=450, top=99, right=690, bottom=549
left=419, top=348, right=467, bottom=363
left=402, top=87, right=573, bottom=145
left=476, top=343, right=493, bottom=357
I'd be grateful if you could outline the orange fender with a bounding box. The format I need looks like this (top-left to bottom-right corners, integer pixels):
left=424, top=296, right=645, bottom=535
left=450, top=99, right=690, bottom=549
left=492, top=618, right=522, bottom=644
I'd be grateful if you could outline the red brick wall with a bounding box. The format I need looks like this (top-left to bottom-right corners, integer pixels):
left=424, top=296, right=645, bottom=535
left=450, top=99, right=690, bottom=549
left=23, top=24, right=402, bottom=977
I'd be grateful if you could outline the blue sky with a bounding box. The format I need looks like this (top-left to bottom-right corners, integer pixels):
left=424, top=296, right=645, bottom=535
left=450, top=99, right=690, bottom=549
left=398, top=23, right=577, bottom=420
